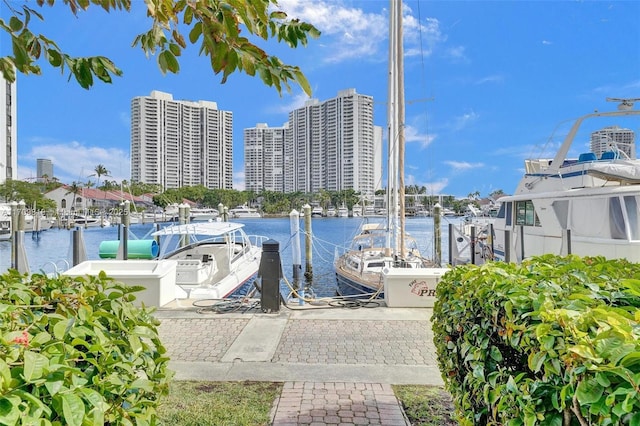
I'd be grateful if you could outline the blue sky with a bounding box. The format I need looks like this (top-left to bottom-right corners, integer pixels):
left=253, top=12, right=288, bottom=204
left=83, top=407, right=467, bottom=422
left=3, top=0, right=640, bottom=198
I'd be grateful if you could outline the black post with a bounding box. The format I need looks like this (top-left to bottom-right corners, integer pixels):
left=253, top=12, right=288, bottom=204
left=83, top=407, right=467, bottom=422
left=258, top=239, right=282, bottom=313
left=448, top=223, right=454, bottom=266
left=72, top=228, right=81, bottom=266
left=470, top=226, right=476, bottom=265
left=520, top=225, right=525, bottom=263
left=504, top=230, right=511, bottom=263
left=122, top=225, right=128, bottom=260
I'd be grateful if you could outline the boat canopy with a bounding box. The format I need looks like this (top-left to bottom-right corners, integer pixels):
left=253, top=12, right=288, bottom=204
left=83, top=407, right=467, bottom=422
left=152, top=222, right=245, bottom=237
left=586, top=160, right=640, bottom=184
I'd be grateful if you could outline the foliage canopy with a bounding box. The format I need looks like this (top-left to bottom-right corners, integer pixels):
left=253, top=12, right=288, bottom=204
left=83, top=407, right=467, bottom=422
left=0, top=0, right=320, bottom=95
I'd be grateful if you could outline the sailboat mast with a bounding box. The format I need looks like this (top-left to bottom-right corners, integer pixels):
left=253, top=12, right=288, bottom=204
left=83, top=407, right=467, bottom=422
left=397, top=0, right=406, bottom=259
left=386, top=0, right=398, bottom=256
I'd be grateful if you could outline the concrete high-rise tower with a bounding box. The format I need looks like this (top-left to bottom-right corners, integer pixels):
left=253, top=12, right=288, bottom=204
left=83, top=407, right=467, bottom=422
left=36, top=159, right=54, bottom=182
left=590, top=125, right=636, bottom=159
left=244, top=123, right=287, bottom=192
left=0, top=76, right=17, bottom=184
left=131, top=90, right=233, bottom=190
left=284, top=88, right=378, bottom=196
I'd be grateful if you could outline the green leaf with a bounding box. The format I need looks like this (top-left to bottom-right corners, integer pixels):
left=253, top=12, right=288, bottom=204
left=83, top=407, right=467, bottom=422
left=53, top=317, right=75, bottom=340
left=23, top=350, right=49, bottom=382
left=490, top=346, right=503, bottom=362
left=60, top=393, right=85, bottom=426
left=158, top=50, right=179, bottom=74
left=294, top=68, right=312, bottom=96
left=189, top=21, right=203, bottom=44
left=0, top=359, right=11, bottom=391
left=44, top=379, right=64, bottom=396
left=576, top=378, right=604, bottom=404
left=0, top=396, right=20, bottom=425
left=9, top=16, right=23, bottom=32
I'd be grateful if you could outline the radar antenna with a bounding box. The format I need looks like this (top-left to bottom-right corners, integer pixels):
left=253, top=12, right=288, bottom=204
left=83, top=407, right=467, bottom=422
left=606, top=97, right=640, bottom=110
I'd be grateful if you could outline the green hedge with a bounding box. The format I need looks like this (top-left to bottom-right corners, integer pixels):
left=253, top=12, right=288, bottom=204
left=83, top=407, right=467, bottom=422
left=432, top=255, right=640, bottom=426
left=0, top=270, right=172, bottom=425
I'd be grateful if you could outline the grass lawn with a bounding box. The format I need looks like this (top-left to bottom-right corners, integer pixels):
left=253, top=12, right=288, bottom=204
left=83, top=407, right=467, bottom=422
left=157, top=381, right=457, bottom=425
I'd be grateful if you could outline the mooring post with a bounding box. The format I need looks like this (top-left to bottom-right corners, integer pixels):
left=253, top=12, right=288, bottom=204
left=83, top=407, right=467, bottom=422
left=289, top=209, right=303, bottom=304
left=433, top=203, right=442, bottom=266
left=303, top=204, right=313, bottom=290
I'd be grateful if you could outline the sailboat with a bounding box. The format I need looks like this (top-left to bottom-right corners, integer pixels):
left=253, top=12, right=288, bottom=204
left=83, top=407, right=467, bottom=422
left=334, top=0, right=449, bottom=303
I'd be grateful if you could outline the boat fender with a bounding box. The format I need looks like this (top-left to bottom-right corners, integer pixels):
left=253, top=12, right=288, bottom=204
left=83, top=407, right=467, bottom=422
left=99, top=239, right=159, bottom=259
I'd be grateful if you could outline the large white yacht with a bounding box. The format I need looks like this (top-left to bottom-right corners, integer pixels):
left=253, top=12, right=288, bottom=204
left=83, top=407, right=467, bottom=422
left=492, top=98, right=640, bottom=262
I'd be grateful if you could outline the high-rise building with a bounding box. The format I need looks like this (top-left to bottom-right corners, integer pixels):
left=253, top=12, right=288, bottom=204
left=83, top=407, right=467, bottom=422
left=269, top=88, right=380, bottom=196
left=36, top=159, right=54, bottom=182
left=244, top=89, right=381, bottom=196
left=0, top=76, right=17, bottom=184
left=244, top=123, right=287, bottom=192
left=289, top=89, right=374, bottom=195
left=130, top=90, right=233, bottom=190
left=590, top=125, right=636, bottom=159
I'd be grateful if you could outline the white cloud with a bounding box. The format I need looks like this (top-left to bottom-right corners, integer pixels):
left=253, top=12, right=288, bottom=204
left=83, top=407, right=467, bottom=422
left=452, top=110, right=479, bottom=131
left=422, top=178, right=449, bottom=195
left=405, top=124, right=436, bottom=148
left=444, top=161, right=484, bottom=172
left=19, top=141, right=130, bottom=185
left=475, top=74, right=504, bottom=85
left=277, top=0, right=444, bottom=63
left=270, top=91, right=312, bottom=114
left=233, top=169, right=245, bottom=191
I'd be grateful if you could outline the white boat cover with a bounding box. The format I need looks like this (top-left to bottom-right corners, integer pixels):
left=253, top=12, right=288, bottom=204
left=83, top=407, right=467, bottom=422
left=585, top=160, right=640, bottom=184
left=152, top=221, right=245, bottom=237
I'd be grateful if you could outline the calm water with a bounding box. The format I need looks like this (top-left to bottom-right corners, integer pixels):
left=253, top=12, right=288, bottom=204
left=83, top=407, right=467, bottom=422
left=0, top=216, right=459, bottom=297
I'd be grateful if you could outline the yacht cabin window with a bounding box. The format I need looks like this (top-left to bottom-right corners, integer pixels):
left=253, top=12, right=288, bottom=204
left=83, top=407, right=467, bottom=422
left=624, top=196, right=640, bottom=240
left=515, top=200, right=540, bottom=227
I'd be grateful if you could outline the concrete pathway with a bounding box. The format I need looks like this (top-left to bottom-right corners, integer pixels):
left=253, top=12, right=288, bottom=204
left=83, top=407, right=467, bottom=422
left=155, top=302, right=443, bottom=425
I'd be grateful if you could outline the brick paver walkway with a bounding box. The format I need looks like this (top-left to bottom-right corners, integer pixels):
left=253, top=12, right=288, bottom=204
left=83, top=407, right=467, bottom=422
left=271, top=382, right=409, bottom=426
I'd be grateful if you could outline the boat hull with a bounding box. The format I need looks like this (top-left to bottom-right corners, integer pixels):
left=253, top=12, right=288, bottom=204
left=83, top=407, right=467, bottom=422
left=335, top=270, right=382, bottom=299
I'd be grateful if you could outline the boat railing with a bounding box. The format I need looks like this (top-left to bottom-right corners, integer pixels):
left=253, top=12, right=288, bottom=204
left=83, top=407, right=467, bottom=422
left=246, top=234, right=270, bottom=248
left=39, top=259, right=71, bottom=278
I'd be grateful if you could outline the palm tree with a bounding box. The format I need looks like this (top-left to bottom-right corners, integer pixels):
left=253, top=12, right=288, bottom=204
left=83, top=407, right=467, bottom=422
left=91, top=164, right=110, bottom=190
left=65, top=181, right=83, bottom=213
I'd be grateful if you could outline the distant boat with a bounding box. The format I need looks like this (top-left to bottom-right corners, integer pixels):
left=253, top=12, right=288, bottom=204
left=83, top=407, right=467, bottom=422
left=351, top=204, right=363, bottom=217
left=0, top=204, right=11, bottom=240
left=311, top=206, right=324, bottom=217
left=337, top=204, right=349, bottom=217
left=63, top=214, right=110, bottom=228
left=189, top=207, right=219, bottom=222
left=326, top=206, right=337, bottom=217
left=228, top=205, right=262, bottom=219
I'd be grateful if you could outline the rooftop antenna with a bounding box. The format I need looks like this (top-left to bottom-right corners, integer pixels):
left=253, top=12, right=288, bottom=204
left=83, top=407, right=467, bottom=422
left=606, top=97, right=640, bottom=111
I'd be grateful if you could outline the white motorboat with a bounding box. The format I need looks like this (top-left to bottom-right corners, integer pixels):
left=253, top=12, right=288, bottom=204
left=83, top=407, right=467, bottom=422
left=228, top=205, right=262, bottom=218
left=334, top=0, right=448, bottom=302
left=326, top=206, right=337, bottom=217
left=337, top=204, right=349, bottom=217
left=0, top=204, right=10, bottom=240
left=64, top=214, right=110, bottom=228
left=189, top=207, right=219, bottom=222
left=311, top=206, right=324, bottom=217
left=64, top=221, right=268, bottom=306
left=25, top=212, right=56, bottom=232
left=492, top=97, right=640, bottom=262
